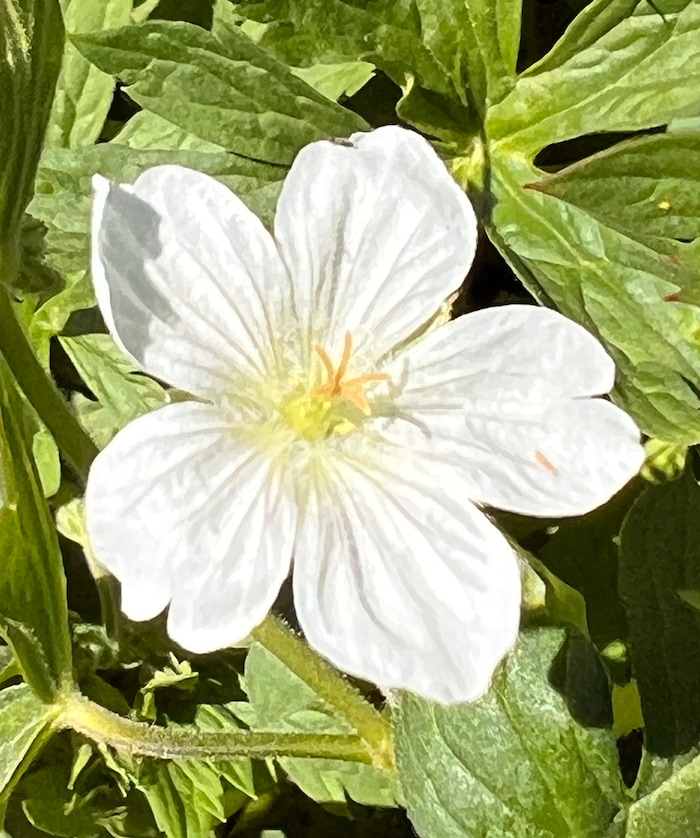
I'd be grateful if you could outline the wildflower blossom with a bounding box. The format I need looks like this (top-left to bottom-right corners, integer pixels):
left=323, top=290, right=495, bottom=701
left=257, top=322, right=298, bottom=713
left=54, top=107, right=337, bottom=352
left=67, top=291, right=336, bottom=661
left=86, top=126, right=644, bottom=704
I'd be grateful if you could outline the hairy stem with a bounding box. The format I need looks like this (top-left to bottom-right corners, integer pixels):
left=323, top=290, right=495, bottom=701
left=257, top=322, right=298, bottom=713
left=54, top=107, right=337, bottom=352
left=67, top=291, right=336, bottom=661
left=252, top=615, right=395, bottom=772
left=59, top=692, right=374, bottom=765
left=0, top=287, right=98, bottom=481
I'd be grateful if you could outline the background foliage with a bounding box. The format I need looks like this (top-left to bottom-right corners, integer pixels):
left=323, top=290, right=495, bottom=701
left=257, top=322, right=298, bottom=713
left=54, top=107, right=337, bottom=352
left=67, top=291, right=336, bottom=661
left=2, top=0, right=700, bottom=835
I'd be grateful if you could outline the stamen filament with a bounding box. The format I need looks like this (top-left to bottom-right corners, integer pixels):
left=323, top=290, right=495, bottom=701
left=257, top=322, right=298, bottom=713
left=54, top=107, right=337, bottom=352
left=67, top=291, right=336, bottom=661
left=336, top=331, right=354, bottom=383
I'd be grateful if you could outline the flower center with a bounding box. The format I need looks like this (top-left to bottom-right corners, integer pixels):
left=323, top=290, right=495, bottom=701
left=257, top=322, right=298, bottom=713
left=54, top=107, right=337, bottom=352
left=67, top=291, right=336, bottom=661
left=281, top=332, right=389, bottom=442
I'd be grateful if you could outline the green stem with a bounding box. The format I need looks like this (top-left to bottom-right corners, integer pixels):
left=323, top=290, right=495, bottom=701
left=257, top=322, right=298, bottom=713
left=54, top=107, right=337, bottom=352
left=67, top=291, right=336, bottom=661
left=252, top=615, right=395, bottom=772
left=0, top=287, right=98, bottom=481
left=58, top=693, right=373, bottom=765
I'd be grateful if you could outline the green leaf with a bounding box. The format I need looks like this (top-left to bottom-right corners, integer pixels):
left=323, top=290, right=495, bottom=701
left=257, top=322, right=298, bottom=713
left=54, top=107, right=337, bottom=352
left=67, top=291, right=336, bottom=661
left=115, top=704, right=275, bottom=838
left=48, top=0, right=132, bottom=148
left=111, top=110, right=226, bottom=151
left=488, top=153, right=700, bottom=444
left=32, top=425, right=61, bottom=497
left=245, top=643, right=395, bottom=809
left=0, top=360, right=72, bottom=699
left=622, top=750, right=700, bottom=836
left=522, top=0, right=640, bottom=75
left=27, top=141, right=285, bottom=306
left=14, top=734, right=159, bottom=838
left=0, top=0, right=64, bottom=286
left=119, top=759, right=227, bottom=838
left=0, top=684, right=57, bottom=804
left=15, top=215, right=65, bottom=299
left=409, top=0, right=522, bottom=111
left=224, top=0, right=472, bottom=142
left=226, top=0, right=447, bottom=89
left=21, top=766, right=107, bottom=838
left=532, top=134, right=700, bottom=250
left=537, top=485, right=639, bottom=650
left=70, top=20, right=366, bottom=165
left=291, top=61, right=374, bottom=101
left=618, top=469, right=700, bottom=756
left=28, top=272, right=95, bottom=369
left=60, top=334, right=169, bottom=448
left=395, top=628, right=624, bottom=838
left=489, top=0, right=700, bottom=154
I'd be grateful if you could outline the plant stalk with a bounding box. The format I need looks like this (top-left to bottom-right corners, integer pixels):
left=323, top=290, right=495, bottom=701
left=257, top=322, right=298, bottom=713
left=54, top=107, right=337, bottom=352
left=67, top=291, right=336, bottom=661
left=252, top=615, right=395, bottom=772
left=59, top=693, right=374, bottom=765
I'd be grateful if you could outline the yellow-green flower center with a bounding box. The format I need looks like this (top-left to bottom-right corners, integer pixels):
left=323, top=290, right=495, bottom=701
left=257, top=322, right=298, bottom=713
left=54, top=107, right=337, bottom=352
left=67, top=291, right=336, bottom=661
left=280, top=332, right=389, bottom=442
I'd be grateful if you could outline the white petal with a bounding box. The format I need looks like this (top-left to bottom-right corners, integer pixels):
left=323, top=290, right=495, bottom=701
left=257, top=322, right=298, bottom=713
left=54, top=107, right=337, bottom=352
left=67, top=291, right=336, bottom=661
left=274, top=125, right=477, bottom=365
left=454, top=398, right=644, bottom=516
left=293, top=440, right=520, bottom=704
left=386, top=309, right=644, bottom=516
left=85, top=402, right=296, bottom=651
left=91, top=165, right=291, bottom=396
left=392, top=305, right=617, bottom=404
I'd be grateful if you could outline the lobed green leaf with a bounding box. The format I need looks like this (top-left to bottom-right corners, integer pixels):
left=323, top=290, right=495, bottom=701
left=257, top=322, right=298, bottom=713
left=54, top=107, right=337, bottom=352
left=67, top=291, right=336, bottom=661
left=395, top=628, right=624, bottom=838
left=48, top=0, right=132, bottom=148
left=533, top=133, right=700, bottom=251
left=489, top=0, right=700, bottom=153
left=70, top=20, right=367, bottom=165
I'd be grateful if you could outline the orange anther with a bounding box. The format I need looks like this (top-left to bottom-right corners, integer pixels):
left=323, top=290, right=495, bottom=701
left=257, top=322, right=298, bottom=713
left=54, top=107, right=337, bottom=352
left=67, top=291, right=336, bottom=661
left=313, top=332, right=389, bottom=413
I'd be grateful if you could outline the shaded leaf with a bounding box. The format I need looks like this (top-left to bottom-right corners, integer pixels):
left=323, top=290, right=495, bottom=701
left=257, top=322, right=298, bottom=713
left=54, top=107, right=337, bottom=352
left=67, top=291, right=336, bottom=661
left=537, top=486, right=639, bottom=650
left=0, top=684, right=56, bottom=804
left=0, top=359, right=72, bottom=699
left=618, top=469, right=700, bottom=756
left=0, top=0, right=63, bottom=287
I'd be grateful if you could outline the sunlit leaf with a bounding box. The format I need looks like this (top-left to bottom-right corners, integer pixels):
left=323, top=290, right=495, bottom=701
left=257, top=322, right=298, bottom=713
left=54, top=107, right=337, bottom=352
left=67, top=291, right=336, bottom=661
left=48, top=0, right=132, bottom=148
left=489, top=0, right=700, bottom=153
left=396, top=628, right=623, bottom=837
left=71, top=20, right=366, bottom=165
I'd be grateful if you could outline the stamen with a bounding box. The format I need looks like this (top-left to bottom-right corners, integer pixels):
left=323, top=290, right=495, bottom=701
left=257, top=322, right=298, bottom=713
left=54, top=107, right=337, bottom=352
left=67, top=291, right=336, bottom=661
left=315, top=344, right=336, bottom=388
left=335, top=331, right=353, bottom=384
left=312, top=332, right=389, bottom=415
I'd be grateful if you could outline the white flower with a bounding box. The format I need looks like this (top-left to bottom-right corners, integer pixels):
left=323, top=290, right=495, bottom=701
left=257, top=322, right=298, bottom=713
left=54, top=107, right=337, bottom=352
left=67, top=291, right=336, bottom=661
left=85, top=126, right=644, bottom=704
